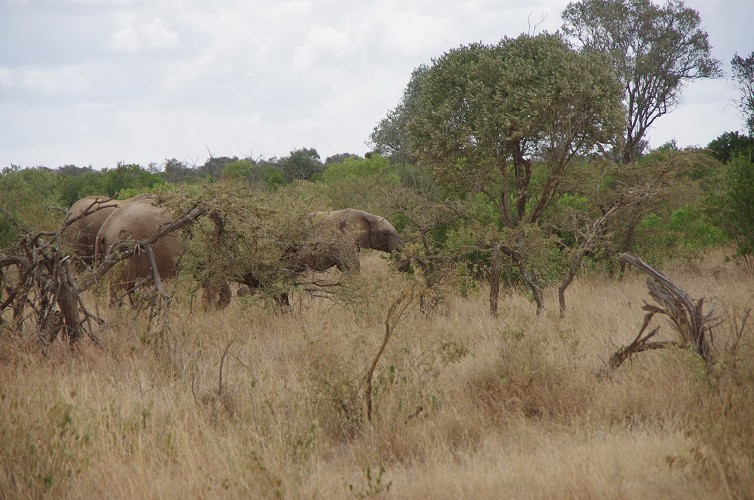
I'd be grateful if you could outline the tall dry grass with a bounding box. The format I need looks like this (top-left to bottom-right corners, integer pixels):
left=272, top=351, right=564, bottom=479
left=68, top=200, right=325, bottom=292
left=1, top=249, right=752, bottom=499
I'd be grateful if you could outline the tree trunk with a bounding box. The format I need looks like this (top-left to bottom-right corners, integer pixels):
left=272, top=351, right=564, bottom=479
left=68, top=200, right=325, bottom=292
left=489, top=244, right=501, bottom=316
left=501, top=246, right=543, bottom=315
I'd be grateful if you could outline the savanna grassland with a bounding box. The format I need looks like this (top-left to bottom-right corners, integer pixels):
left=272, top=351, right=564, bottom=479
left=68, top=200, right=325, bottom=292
left=1, top=249, right=753, bottom=499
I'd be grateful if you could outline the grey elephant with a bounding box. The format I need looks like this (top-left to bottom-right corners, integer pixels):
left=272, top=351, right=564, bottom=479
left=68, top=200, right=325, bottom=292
left=239, top=208, right=406, bottom=304
left=325, top=208, right=403, bottom=256
left=94, top=197, right=182, bottom=304
left=62, top=194, right=146, bottom=267
left=95, top=197, right=231, bottom=309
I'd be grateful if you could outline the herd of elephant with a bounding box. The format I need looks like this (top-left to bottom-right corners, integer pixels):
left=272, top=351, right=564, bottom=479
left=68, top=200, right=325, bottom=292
left=62, top=195, right=406, bottom=307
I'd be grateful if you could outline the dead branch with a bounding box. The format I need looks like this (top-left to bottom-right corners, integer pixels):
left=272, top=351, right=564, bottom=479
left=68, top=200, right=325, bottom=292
left=0, top=204, right=205, bottom=347
left=75, top=205, right=205, bottom=293
left=609, top=252, right=715, bottom=370
left=365, top=287, right=416, bottom=422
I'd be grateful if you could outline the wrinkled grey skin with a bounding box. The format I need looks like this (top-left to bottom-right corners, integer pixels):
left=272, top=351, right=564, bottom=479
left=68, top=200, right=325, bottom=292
left=94, top=197, right=182, bottom=303
left=95, top=197, right=231, bottom=309
left=325, top=208, right=403, bottom=254
left=62, top=194, right=146, bottom=267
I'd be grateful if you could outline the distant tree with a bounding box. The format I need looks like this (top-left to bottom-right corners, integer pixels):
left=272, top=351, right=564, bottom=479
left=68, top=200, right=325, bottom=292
left=0, top=167, right=62, bottom=247
left=257, top=165, right=287, bottom=190
left=324, top=153, right=361, bottom=166
left=101, top=163, right=165, bottom=197
left=163, top=158, right=203, bottom=184
left=562, top=0, right=722, bottom=163
left=221, top=159, right=255, bottom=182
left=57, top=165, right=95, bottom=176
left=280, top=148, right=324, bottom=182
left=316, top=154, right=399, bottom=211
left=711, top=154, right=754, bottom=262
left=200, top=156, right=239, bottom=180
left=707, top=131, right=754, bottom=164
left=731, top=52, right=754, bottom=135
left=57, top=170, right=104, bottom=207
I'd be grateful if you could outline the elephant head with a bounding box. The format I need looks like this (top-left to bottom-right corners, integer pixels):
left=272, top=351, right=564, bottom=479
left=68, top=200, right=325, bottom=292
left=326, top=208, right=403, bottom=253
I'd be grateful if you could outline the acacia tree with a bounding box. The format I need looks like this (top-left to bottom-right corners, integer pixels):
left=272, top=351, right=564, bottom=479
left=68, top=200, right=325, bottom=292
left=562, top=0, right=722, bottom=163
left=397, top=33, right=624, bottom=314
left=731, top=52, right=754, bottom=135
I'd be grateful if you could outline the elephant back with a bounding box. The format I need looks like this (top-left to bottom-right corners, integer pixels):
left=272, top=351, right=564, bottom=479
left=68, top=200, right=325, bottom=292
left=62, top=196, right=119, bottom=264
left=95, top=197, right=181, bottom=289
left=326, top=209, right=371, bottom=248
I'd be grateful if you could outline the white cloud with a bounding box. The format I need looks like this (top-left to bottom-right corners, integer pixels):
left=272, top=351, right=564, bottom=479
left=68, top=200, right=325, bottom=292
left=18, top=66, right=90, bottom=93
left=111, top=16, right=179, bottom=53
left=293, top=24, right=352, bottom=69
left=0, top=66, right=12, bottom=87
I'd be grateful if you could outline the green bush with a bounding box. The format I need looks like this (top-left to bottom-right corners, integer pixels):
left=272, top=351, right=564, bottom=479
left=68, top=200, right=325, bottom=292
left=722, top=154, right=754, bottom=258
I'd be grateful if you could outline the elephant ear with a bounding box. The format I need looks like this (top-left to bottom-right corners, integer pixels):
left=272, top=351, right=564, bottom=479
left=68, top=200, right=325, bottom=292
left=345, top=210, right=371, bottom=249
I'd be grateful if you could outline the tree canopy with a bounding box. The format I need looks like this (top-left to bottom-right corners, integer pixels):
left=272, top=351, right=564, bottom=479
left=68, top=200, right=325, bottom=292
left=562, top=0, right=722, bottom=163
left=402, top=33, right=624, bottom=227
left=731, top=52, right=754, bottom=135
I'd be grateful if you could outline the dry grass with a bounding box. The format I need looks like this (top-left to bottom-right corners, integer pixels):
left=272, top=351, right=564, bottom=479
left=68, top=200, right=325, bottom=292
left=1, top=249, right=753, bottom=499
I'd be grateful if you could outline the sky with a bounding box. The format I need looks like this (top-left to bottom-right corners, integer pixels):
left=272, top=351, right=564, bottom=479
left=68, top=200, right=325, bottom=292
left=1, top=0, right=753, bottom=170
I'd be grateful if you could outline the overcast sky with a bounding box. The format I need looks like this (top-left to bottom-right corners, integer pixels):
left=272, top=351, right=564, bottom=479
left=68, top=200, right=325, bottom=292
left=1, top=0, right=752, bottom=170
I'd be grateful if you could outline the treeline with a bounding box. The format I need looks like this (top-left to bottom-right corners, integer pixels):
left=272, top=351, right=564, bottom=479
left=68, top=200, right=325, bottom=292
left=2, top=133, right=753, bottom=270
left=0, top=149, right=376, bottom=245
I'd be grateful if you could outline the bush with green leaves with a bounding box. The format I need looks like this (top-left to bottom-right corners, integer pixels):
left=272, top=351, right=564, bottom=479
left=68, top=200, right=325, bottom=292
left=0, top=166, right=64, bottom=248
left=711, top=154, right=754, bottom=261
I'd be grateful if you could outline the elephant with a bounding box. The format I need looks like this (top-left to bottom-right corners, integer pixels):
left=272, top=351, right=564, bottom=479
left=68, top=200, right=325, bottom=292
left=94, top=197, right=231, bottom=309
left=94, top=197, right=182, bottom=304
left=319, top=208, right=409, bottom=273
left=324, top=208, right=403, bottom=255
left=62, top=194, right=146, bottom=267
left=237, top=208, right=406, bottom=305
left=253, top=208, right=403, bottom=278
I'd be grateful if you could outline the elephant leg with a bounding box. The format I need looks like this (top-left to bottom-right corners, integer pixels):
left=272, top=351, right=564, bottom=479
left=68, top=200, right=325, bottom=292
left=202, top=281, right=232, bottom=311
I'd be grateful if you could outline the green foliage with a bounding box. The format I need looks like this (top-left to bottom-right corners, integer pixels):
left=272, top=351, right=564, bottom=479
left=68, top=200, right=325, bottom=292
left=221, top=159, right=255, bottom=182
left=731, top=51, right=754, bottom=135
left=0, top=166, right=63, bottom=248
left=404, top=33, right=623, bottom=227
left=562, top=0, right=722, bottom=163
left=315, top=154, right=401, bottom=213
left=280, top=148, right=323, bottom=182
left=100, top=163, right=165, bottom=197
left=258, top=166, right=287, bottom=190
left=634, top=206, right=726, bottom=263
left=707, top=131, right=754, bottom=165
left=318, top=154, right=392, bottom=183
left=716, top=154, right=754, bottom=259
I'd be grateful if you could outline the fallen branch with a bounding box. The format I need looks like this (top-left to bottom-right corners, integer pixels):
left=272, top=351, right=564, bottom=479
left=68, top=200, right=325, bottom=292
left=609, top=253, right=715, bottom=371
